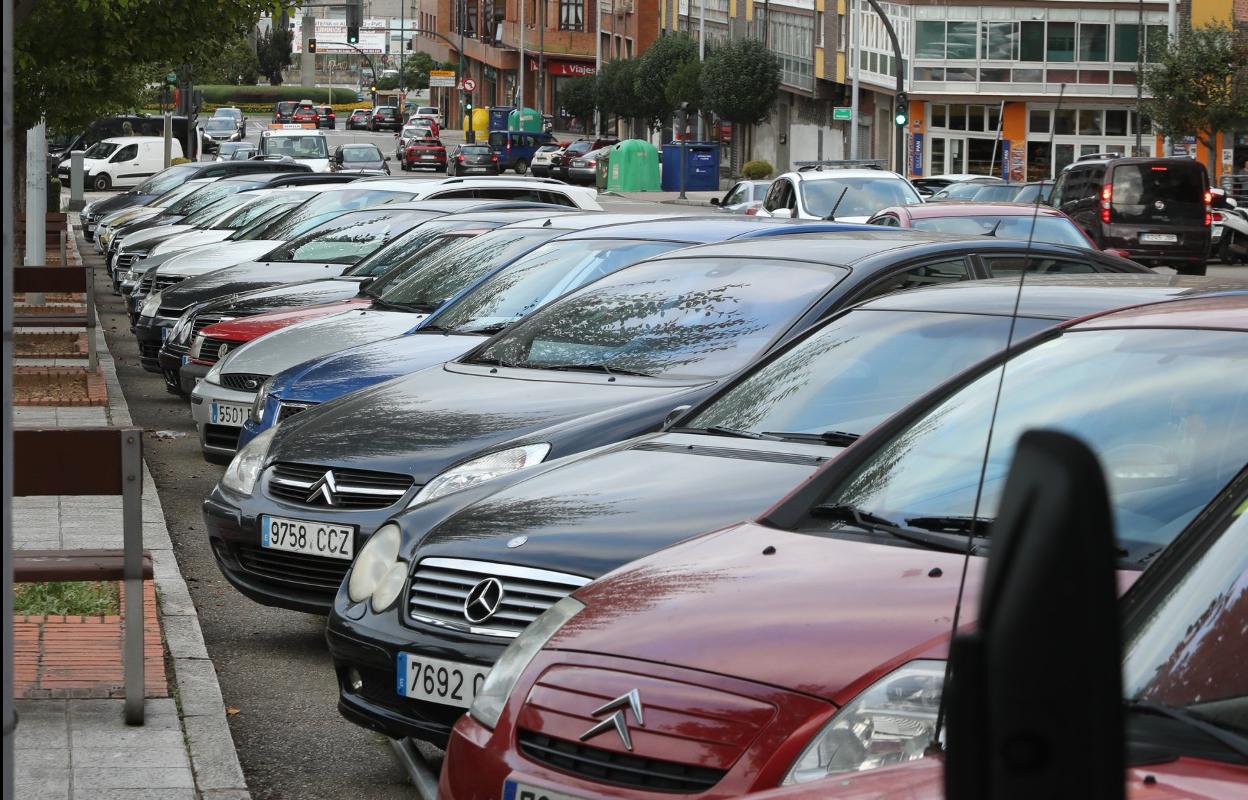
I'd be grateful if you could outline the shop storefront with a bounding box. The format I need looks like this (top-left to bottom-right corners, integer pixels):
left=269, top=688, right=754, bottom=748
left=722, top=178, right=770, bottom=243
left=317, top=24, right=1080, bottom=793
left=530, top=58, right=596, bottom=132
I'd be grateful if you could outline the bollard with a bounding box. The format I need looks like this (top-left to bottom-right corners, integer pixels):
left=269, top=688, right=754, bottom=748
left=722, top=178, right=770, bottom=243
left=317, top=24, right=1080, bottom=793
left=69, top=150, right=85, bottom=211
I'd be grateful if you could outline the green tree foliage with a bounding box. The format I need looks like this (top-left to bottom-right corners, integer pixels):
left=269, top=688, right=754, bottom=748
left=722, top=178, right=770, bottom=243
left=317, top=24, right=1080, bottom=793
left=701, top=37, right=780, bottom=124
left=561, top=75, right=599, bottom=125
left=15, top=0, right=275, bottom=132
left=196, top=36, right=263, bottom=86
left=401, top=52, right=439, bottom=91
left=1144, top=23, right=1248, bottom=173
left=598, top=58, right=641, bottom=120
left=633, top=31, right=697, bottom=128
left=665, top=57, right=703, bottom=113
left=257, top=22, right=295, bottom=86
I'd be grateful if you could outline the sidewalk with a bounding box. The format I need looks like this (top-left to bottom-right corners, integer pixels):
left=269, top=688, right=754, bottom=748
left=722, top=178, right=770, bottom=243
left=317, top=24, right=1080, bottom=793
left=11, top=223, right=249, bottom=800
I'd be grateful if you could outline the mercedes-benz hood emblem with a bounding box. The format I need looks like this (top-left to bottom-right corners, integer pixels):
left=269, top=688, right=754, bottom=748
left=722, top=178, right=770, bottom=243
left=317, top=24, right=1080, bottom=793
left=463, top=577, right=505, bottom=623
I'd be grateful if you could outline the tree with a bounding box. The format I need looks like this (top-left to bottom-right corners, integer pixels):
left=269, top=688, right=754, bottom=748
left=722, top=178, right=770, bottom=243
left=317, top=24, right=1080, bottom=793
left=257, top=21, right=295, bottom=86
left=701, top=37, right=780, bottom=126
left=633, top=31, right=697, bottom=128
left=598, top=58, right=641, bottom=121
left=665, top=57, right=703, bottom=114
left=401, top=51, right=438, bottom=92
left=1144, top=23, right=1248, bottom=175
left=196, top=35, right=262, bottom=86
left=561, top=75, right=599, bottom=127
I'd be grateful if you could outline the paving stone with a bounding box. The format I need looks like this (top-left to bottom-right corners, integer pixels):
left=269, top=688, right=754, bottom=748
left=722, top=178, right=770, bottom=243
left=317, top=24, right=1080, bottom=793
left=12, top=775, right=70, bottom=800
left=71, top=766, right=195, bottom=791
left=161, top=616, right=210, bottom=660
left=172, top=657, right=226, bottom=717
left=72, top=746, right=192, bottom=769
left=77, top=790, right=197, bottom=800
left=181, top=714, right=249, bottom=793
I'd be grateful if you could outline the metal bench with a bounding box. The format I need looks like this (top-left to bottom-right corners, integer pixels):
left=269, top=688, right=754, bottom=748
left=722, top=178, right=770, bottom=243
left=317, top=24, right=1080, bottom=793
left=13, top=264, right=97, bottom=370
left=12, top=427, right=146, bottom=724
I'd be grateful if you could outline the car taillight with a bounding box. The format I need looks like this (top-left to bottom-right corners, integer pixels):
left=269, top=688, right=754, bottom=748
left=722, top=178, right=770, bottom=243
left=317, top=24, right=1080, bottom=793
left=1204, top=190, right=1213, bottom=226
left=588, top=160, right=596, bottom=167
left=1212, top=210, right=1225, bottom=223
left=491, top=155, right=498, bottom=162
left=1100, top=183, right=1112, bottom=225
left=457, top=155, right=464, bottom=162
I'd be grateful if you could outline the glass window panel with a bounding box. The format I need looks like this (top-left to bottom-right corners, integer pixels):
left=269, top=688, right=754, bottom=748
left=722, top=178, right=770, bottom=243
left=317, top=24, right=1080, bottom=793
left=1079, top=110, right=1103, bottom=135
left=931, top=104, right=947, bottom=128
left=1048, top=21, right=1076, bottom=62
left=1048, top=68, right=1078, bottom=84
left=1113, top=69, right=1140, bottom=85
left=915, top=66, right=945, bottom=81
left=1105, top=109, right=1128, bottom=136
left=1014, top=68, right=1044, bottom=83
left=930, top=136, right=947, bottom=174
left=985, top=21, right=1017, bottom=60
left=946, top=66, right=976, bottom=81
left=1027, top=140, right=1052, bottom=181
left=980, top=68, right=1011, bottom=82
left=946, top=21, right=977, bottom=59
left=1080, top=69, right=1110, bottom=84
left=967, top=108, right=986, bottom=132
left=916, top=20, right=945, bottom=58
left=1055, top=108, right=1077, bottom=135
left=1080, top=144, right=1102, bottom=158
left=1020, top=21, right=1045, bottom=60
left=1055, top=143, right=1076, bottom=173
left=987, top=105, right=1001, bottom=132
left=1115, top=23, right=1139, bottom=62
left=948, top=104, right=967, bottom=131
left=1080, top=23, right=1108, bottom=61
left=1029, top=109, right=1051, bottom=133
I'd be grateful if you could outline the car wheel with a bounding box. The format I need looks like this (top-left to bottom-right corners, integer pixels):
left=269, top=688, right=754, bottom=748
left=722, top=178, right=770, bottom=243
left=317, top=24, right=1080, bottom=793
left=91, top=173, right=111, bottom=191
left=1177, top=261, right=1208, bottom=276
left=514, top=160, right=529, bottom=175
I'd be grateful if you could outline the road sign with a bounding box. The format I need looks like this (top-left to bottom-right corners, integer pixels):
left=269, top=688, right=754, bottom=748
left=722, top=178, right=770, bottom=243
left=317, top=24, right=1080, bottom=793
left=430, top=70, right=456, bottom=88
left=833, top=107, right=853, bottom=121
left=462, top=78, right=477, bottom=92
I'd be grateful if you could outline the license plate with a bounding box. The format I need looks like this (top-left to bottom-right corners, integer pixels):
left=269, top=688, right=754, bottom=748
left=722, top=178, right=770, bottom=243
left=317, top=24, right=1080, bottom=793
left=210, top=401, right=249, bottom=426
left=395, top=653, right=489, bottom=708
left=260, top=514, right=355, bottom=560
left=503, top=780, right=589, bottom=800
left=1141, top=233, right=1178, bottom=243
left=420, top=154, right=436, bottom=160
left=161, top=327, right=170, bottom=341
left=181, top=355, right=190, bottom=366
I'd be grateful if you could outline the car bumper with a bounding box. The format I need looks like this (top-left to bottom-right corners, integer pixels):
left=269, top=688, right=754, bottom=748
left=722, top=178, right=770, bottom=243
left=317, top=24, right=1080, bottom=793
left=156, top=344, right=197, bottom=395
left=190, top=380, right=257, bottom=461
left=406, top=157, right=447, bottom=169
left=326, top=589, right=507, bottom=746
left=454, top=164, right=499, bottom=174
left=568, top=167, right=596, bottom=183
left=133, top=315, right=178, bottom=373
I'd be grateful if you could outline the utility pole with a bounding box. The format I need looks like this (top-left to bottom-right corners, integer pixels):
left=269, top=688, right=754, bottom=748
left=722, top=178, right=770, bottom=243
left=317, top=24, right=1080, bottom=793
left=594, top=0, right=602, bottom=135
left=697, top=0, right=705, bottom=140
left=1165, top=0, right=1177, bottom=156
left=538, top=0, right=546, bottom=117
left=519, top=0, right=526, bottom=107
left=301, top=14, right=316, bottom=88
left=1135, top=0, right=1143, bottom=156
left=459, top=0, right=467, bottom=132
left=849, top=0, right=859, bottom=159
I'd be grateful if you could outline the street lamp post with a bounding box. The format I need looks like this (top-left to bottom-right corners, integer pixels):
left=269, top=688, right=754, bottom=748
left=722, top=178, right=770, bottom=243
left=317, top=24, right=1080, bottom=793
left=594, top=0, right=602, bottom=135
left=1135, top=0, right=1143, bottom=156
left=697, top=0, right=705, bottom=140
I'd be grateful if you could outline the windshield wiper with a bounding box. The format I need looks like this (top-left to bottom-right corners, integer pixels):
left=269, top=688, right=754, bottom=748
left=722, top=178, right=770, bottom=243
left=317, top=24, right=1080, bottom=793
left=1128, top=701, right=1248, bottom=761
left=766, top=430, right=860, bottom=447
left=686, top=426, right=784, bottom=441
left=458, top=322, right=511, bottom=336
left=371, top=298, right=429, bottom=313
left=905, top=515, right=993, bottom=538
left=540, top=363, right=655, bottom=378
left=810, top=504, right=981, bottom=554
left=466, top=355, right=521, bottom=368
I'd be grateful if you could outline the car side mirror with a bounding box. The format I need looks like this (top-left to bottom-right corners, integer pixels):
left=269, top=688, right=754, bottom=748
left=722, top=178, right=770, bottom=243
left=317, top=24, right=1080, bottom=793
left=663, top=405, right=692, bottom=429
left=710, top=197, right=721, bottom=206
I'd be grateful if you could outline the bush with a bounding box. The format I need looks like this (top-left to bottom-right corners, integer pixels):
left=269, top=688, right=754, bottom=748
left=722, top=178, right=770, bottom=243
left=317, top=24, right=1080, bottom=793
left=198, top=85, right=359, bottom=105
left=742, top=160, right=773, bottom=179
left=47, top=176, right=61, bottom=213
left=171, top=157, right=191, bottom=165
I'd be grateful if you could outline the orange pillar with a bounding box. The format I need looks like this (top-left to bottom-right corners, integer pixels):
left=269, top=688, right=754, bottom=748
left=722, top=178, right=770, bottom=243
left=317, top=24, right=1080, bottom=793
left=907, top=100, right=926, bottom=177
left=1001, top=102, right=1027, bottom=181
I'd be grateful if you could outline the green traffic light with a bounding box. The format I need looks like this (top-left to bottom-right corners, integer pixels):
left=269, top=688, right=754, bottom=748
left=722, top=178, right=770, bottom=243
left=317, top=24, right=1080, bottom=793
left=895, top=113, right=907, bottom=126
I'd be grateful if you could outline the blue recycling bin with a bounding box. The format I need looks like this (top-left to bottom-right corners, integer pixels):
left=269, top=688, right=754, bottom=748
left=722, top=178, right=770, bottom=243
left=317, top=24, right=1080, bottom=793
left=660, top=141, right=720, bottom=192
left=488, top=106, right=514, bottom=133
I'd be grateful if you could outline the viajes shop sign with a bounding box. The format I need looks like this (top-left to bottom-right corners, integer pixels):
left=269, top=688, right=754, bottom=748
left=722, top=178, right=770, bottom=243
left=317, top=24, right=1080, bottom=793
left=528, top=59, right=597, bottom=76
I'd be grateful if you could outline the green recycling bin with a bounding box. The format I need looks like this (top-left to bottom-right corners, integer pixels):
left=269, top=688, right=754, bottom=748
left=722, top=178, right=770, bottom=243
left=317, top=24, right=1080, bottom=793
left=605, top=139, right=661, bottom=192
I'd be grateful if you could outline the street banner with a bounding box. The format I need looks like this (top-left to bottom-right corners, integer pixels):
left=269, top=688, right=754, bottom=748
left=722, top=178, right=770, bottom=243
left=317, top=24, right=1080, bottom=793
left=430, top=70, right=457, bottom=87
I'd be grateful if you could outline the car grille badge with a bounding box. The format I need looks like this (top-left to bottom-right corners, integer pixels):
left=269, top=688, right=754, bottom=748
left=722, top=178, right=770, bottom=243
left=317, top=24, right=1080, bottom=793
left=579, top=689, right=645, bottom=751
left=305, top=470, right=338, bottom=506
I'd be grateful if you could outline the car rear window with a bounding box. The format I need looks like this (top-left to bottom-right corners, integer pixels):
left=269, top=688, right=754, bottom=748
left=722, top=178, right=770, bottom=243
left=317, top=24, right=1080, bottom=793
left=1111, top=163, right=1206, bottom=224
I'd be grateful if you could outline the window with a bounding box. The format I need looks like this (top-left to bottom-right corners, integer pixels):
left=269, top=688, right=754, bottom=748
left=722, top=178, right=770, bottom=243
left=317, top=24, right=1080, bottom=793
left=1079, top=109, right=1103, bottom=136
left=1145, top=25, right=1167, bottom=62
left=1014, top=68, right=1043, bottom=82
left=857, top=259, right=971, bottom=303
left=915, top=66, right=944, bottom=81
left=980, top=68, right=1011, bottom=82
left=1054, top=108, right=1077, bottom=135
left=838, top=14, right=846, bottom=50
left=946, top=21, right=976, bottom=59
left=930, top=104, right=947, bottom=128
left=1029, top=109, right=1050, bottom=134
left=558, top=0, right=584, bottom=31
left=770, top=10, right=815, bottom=90
left=948, top=104, right=967, bottom=131
left=1048, top=22, right=1076, bottom=62
left=916, top=21, right=945, bottom=58
left=816, top=11, right=824, bottom=47
left=764, top=179, right=795, bottom=214
left=111, top=144, right=139, bottom=162
left=983, top=256, right=1098, bottom=275
left=1020, top=21, right=1045, bottom=61
left=1115, top=23, right=1140, bottom=62
left=1079, top=23, right=1108, bottom=61
left=983, top=21, right=1017, bottom=60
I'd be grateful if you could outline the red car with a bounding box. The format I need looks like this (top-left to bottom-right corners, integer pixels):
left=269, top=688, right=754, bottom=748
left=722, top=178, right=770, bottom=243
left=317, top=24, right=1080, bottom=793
left=316, top=105, right=336, bottom=129
left=438, top=294, right=1248, bottom=799
left=185, top=299, right=372, bottom=370
left=291, top=102, right=320, bottom=125
left=402, top=138, right=447, bottom=172
left=867, top=202, right=1111, bottom=253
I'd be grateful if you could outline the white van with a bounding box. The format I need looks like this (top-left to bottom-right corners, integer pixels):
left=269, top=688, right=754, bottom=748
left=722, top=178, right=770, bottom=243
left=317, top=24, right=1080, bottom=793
left=258, top=126, right=331, bottom=172
left=82, top=136, right=183, bottom=191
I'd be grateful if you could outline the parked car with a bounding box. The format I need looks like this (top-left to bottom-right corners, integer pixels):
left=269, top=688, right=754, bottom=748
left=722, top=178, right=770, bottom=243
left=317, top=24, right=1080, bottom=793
left=395, top=124, right=434, bottom=160
left=332, top=144, right=390, bottom=174
left=911, top=173, right=1003, bottom=198
left=212, top=107, right=245, bottom=132
left=414, top=106, right=443, bottom=127
left=215, top=142, right=257, bottom=162
left=273, top=101, right=299, bottom=123
left=529, top=145, right=561, bottom=178
left=448, top=144, right=500, bottom=176
left=257, top=128, right=331, bottom=172
left=291, top=102, right=320, bottom=125
left=48, top=113, right=197, bottom=174
left=74, top=136, right=183, bottom=192
left=203, top=232, right=1144, bottom=615
left=712, top=179, right=772, bottom=214
left=411, top=116, right=441, bottom=137
left=1052, top=154, right=1212, bottom=274
left=867, top=202, right=1104, bottom=251
left=369, top=106, right=403, bottom=132
left=435, top=291, right=1248, bottom=796
left=550, top=138, right=619, bottom=182
left=487, top=130, right=559, bottom=175
left=567, top=146, right=609, bottom=185
left=402, top=138, right=447, bottom=173
left=316, top=105, right=336, bottom=129
left=95, top=179, right=218, bottom=263
left=755, top=165, right=923, bottom=222
left=967, top=180, right=1054, bottom=203
left=926, top=177, right=1005, bottom=201
left=346, top=109, right=372, bottom=131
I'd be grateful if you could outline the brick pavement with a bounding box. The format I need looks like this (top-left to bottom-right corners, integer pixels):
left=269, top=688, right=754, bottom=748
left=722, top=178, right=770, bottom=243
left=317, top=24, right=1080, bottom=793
left=12, top=365, right=108, bottom=406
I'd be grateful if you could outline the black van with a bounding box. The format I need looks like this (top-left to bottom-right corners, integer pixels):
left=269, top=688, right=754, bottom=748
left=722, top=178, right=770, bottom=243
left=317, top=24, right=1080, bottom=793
left=48, top=114, right=196, bottom=173
left=1051, top=154, right=1211, bottom=274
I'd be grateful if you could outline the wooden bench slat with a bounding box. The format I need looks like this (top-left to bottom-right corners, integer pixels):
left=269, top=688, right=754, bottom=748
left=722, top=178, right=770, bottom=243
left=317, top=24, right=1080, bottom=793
left=14, top=429, right=129, bottom=496
left=13, top=549, right=154, bottom=582
left=14, top=266, right=88, bottom=294
left=13, top=315, right=90, bottom=327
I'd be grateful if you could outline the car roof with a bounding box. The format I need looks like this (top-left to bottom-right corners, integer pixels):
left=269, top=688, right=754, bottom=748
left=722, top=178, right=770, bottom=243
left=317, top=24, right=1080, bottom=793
left=893, top=202, right=1066, bottom=219
left=1071, top=292, right=1248, bottom=332
left=101, top=136, right=165, bottom=144
left=555, top=216, right=875, bottom=242
left=379, top=200, right=575, bottom=215
left=501, top=212, right=659, bottom=231
left=860, top=275, right=1248, bottom=320
left=788, top=168, right=906, bottom=181
left=657, top=230, right=993, bottom=265
left=926, top=173, right=1004, bottom=182
left=262, top=128, right=326, bottom=138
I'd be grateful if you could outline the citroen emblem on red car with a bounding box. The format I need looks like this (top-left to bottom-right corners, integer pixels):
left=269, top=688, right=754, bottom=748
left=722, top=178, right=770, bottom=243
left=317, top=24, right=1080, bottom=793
left=579, top=689, right=645, bottom=751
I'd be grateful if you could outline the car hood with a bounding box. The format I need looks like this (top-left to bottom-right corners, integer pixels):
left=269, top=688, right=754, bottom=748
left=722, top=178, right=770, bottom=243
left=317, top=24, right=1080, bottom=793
left=120, top=223, right=194, bottom=250
left=204, top=298, right=372, bottom=342
left=156, top=240, right=283, bottom=277
left=102, top=207, right=161, bottom=229
left=414, top=432, right=841, bottom=578
left=202, top=279, right=368, bottom=321
left=156, top=260, right=352, bottom=312
left=86, top=192, right=144, bottom=218
left=269, top=363, right=701, bottom=480
left=149, top=228, right=233, bottom=257
left=272, top=332, right=485, bottom=402
left=213, top=308, right=424, bottom=376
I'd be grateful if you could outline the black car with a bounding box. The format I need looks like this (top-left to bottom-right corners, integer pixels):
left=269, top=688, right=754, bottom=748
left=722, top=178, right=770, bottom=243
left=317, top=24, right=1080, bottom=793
left=201, top=233, right=1148, bottom=615
left=370, top=106, right=403, bottom=132
left=447, top=145, right=500, bottom=176
left=323, top=273, right=1228, bottom=745
left=80, top=160, right=313, bottom=241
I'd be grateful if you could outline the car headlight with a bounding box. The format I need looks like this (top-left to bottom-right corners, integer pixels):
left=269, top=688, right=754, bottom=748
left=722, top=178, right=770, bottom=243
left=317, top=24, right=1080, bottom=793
left=251, top=376, right=275, bottom=423
left=782, top=660, right=945, bottom=784
left=140, top=291, right=163, bottom=318
left=408, top=444, right=551, bottom=508
left=346, top=523, right=407, bottom=612
left=169, top=309, right=196, bottom=343
left=220, top=428, right=276, bottom=496
left=468, top=596, right=584, bottom=729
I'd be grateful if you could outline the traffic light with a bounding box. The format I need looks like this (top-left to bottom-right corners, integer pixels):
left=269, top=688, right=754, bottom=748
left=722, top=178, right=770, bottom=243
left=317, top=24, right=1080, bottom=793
left=308, top=38, right=317, bottom=54
left=894, top=93, right=909, bottom=127
left=369, top=84, right=378, bottom=94
left=347, top=26, right=360, bottom=44
left=406, top=37, right=414, bottom=50
left=464, top=93, right=474, bottom=116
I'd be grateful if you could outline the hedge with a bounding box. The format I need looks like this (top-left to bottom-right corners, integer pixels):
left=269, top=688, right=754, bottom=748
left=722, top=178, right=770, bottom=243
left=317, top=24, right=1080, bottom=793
left=199, top=85, right=360, bottom=105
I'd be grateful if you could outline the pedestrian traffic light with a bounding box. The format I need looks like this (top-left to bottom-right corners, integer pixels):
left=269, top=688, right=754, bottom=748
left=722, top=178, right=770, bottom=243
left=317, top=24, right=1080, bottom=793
left=347, top=26, right=360, bottom=44
left=308, top=38, right=317, bottom=54
left=894, top=93, right=909, bottom=127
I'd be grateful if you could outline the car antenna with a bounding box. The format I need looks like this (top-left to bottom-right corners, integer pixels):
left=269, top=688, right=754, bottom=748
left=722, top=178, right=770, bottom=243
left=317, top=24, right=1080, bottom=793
left=981, top=219, right=1003, bottom=237
left=823, top=186, right=850, bottom=221
left=929, top=83, right=1068, bottom=755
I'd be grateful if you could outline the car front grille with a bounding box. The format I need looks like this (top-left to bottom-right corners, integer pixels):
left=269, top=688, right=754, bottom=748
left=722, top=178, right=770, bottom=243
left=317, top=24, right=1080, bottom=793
left=219, top=373, right=269, bottom=392
left=266, top=463, right=414, bottom=510
left=203, top=424, right=242, bottom=452
left=196, top=337, right=233, bottom=364
left=191, top=313, right=224, bottom=338
left=276, top=401, right=317, bottom=424
left=139, top=341, right=162, bottom=362
left=407, top=558, right=589, bottom=638
left=137, top=273, right=185, bottom=297
left=115, top=253, right=140, bottom=269
left=517, top=731, right=726, bottom=794
left=233, top=542, right=351, bottom=592
left=163, top=338, right=189, bottom=357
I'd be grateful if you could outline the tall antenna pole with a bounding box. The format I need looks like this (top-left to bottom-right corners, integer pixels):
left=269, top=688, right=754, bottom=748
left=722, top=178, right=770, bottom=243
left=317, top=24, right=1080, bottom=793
left=519, top=0, right=526, bottom=106
left=1135, top=0, right=1143, bottom=156
left=594, top=0, right=602, bottom=134
left=849, top=0, right=860, bottom=159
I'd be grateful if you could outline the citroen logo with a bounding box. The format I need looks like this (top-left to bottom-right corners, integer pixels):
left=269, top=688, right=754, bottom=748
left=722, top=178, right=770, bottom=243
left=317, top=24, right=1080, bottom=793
left=305, top=470, right=339, bottom=506
left=463, top=577, right=504, bottom=624
left=579, top=689, right=645, bottom=751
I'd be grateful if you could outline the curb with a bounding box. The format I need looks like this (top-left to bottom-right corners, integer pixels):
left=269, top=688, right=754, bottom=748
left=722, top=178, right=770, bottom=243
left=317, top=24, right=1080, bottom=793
left=83, top=225, right=252, bottom=800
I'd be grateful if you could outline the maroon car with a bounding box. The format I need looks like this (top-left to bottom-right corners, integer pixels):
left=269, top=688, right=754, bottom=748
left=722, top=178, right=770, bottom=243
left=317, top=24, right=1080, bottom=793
left=867, top=202, right=1106, bottom=252
left=438, top=293, right=1248, bottom=799
left=291, top=102, right=319, bottom=125
left=403, top=138, right=447, bottom=172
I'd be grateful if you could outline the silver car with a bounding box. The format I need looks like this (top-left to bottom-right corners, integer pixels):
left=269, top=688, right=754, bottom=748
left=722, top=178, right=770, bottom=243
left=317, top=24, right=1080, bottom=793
left=712, top=179, right=772, bottom=214
left=568, top=146, right=609, bottom=185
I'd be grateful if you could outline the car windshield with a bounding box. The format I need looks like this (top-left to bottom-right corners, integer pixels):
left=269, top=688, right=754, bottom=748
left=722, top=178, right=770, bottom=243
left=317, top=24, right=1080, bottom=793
left=802, top=177, right=922, bottom=218
left=378, top=228, right=563, bottom=309
left=262, top=134, right=329, bottom=159
left=227, top=202, right=301, bottom=239
left=84, top=141, right=120, bottom=159
left=934, top=182, right=993, bottom=200
left=252, top=189, right=415, bottom=241
left=266, top=209, right=430, bottom=264
left=689, top=309, right=1057, bottom=439
left=167, top=181, right=247, bottom=216
left=133, top=165, right=199, bottom=195
left=804, top=328, right=1248, bottom=564
left=1123, top=505, right=1246, bottom=733
left=215, top=193, right=307, bottom=231
left=179, top=193, right=255, bottom=227
left=341, top=146, right=380, bottom=163
left=472, top=257, right=848, bottom=380
left=909, top=215, right=1090, bottom=247
left=204, top=119, right=235, bottom=133
left=427, top=238, right=685, bottom=334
